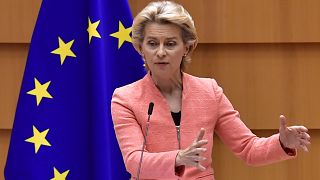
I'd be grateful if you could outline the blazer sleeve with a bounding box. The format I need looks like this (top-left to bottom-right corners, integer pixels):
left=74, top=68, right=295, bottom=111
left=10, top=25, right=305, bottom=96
left=212, top=79, right=296, bottom=166
left=111, top=88, right=184, bottom=179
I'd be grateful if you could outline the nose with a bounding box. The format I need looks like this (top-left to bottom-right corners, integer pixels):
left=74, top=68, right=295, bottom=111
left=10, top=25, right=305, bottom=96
left=156, top=44, right=166, bottom=58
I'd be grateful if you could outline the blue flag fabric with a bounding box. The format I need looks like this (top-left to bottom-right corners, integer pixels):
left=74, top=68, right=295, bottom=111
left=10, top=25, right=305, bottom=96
left=5, top=0, right=145, bottom=179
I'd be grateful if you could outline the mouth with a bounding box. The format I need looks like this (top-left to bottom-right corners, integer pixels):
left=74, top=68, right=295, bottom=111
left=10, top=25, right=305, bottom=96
left=154, top=62, right=169, bottom=65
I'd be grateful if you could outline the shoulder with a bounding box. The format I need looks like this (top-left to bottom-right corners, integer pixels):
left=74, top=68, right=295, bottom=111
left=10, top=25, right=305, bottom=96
left=183, top=73, right=220, bottom=92
left=114, top=78, right=143, bottom=94
left=112, top=74, right=151, bottom=105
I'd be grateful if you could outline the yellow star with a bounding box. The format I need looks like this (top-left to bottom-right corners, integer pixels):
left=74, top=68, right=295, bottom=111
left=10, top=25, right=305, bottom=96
left=51, top=167, right=70, bottom=180
left=87, top=17, right=101, bottom=43
left=25, top=126, right=51, bottom=154
left=110, top=21, right=132, bottom=49
left=51, top=37, right=76, bottom=65
left=27, top=78, right=53, bottom=106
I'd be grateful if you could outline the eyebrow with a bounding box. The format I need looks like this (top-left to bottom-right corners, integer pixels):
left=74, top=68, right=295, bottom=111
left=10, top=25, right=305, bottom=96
left=145, top=36, right=178, bottom=40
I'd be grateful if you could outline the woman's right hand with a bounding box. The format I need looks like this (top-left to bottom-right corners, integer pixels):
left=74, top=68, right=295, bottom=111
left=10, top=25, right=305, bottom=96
left=175, top=128, right=208, bottom=171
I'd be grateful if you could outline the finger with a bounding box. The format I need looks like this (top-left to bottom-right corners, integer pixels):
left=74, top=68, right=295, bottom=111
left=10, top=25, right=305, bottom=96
left=187, top=161, right=206, bottom=171
left=195, top=128, right=205, bottom=142
left=188, top=148, right=207, bottom=155
left=299, top=144, right=309, bottom=152
left=279, top=115, right=287, bottom=132
left=290, top=126, right=308, bottom=133
left=286, top=127, right=300, bottom=137
left=299, top=132, right=311, bottom=140
left=298, top=126, right=308, bottom=133
left=300, top=126, right=308, bottom=132
left=299, top=138, right=311, bottom=146
left=196, top=163, right=206, bottom=171
left=193, top=140, right=208, bottom=148
left=185, top=161, right=197, bottom=167
left=188, top=155, right=206, bottom=162
left=188, top=161, right=206, bottom=171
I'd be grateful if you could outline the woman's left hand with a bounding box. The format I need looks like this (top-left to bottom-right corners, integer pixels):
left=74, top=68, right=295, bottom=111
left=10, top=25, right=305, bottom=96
left=279, top=115, right=311, bottom=152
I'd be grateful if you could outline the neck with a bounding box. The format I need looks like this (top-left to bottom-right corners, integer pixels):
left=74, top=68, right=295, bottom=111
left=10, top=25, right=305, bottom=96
left=150, top=71, right=183, bottom=94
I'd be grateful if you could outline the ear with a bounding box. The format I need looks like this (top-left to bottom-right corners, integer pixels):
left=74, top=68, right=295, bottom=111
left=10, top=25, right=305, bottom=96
left=184, top=45, right=190, bottom=55
left=138, top=45, right=144, bottom=55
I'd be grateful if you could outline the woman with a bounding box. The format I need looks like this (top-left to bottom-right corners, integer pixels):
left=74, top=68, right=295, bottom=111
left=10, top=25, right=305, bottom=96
left=111, top=1, right=311, bottom=179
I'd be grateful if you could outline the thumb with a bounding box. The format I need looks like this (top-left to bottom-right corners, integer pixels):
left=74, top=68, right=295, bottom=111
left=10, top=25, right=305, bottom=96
left=279, top=115, right=287, bottom=132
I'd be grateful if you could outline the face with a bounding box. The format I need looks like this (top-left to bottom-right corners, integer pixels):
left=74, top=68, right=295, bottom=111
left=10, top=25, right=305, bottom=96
left=140, top=23, right=188, bottom=78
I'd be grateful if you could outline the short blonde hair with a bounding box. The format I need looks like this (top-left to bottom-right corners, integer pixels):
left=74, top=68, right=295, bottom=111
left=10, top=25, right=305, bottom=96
left=132, top=1, right=198, bottom=70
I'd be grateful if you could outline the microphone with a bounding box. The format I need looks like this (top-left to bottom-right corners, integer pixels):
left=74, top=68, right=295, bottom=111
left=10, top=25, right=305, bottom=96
left=136, top=102, right=154, bottom=180
left=148, top=102, right=154, bottom=115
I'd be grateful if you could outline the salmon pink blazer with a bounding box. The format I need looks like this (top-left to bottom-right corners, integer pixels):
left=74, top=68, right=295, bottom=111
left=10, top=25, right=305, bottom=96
left=111, top=72, right=295, bottom=180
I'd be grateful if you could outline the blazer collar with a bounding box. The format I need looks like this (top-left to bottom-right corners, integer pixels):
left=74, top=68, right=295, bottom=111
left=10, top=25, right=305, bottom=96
left=144, top=71, right=190, bottom=91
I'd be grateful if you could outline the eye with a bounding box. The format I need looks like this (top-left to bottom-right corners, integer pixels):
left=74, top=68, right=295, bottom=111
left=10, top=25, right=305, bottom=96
left=165, top=41, right=177, bottom=47
left=147, top=40, right=158, bottom=47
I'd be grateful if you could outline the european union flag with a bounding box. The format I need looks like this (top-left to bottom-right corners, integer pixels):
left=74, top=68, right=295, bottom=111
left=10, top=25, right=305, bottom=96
left=5, top=0, right=145, bottom=179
